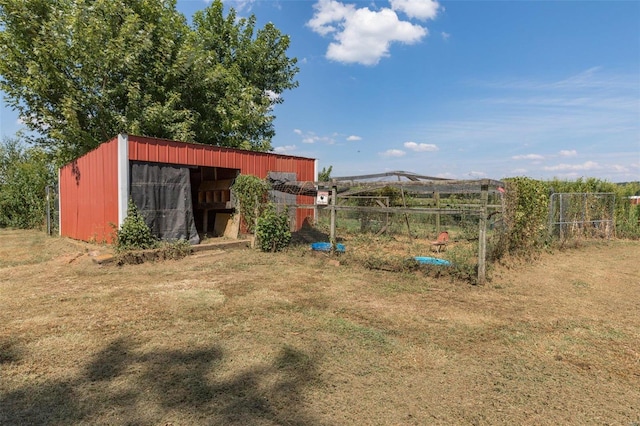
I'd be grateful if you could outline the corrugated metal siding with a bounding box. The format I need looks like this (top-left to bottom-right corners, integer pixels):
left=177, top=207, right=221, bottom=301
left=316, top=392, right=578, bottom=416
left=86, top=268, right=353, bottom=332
left=59, top=137, right=119, bottom=243
left=128, top=135, right=316, bottom=229
left=128, top=135, right=315, bottom=181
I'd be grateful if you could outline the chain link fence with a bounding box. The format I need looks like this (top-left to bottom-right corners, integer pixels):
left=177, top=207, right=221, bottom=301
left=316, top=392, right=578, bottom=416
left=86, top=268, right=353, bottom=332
left=548, top=192, right=615, bottom=240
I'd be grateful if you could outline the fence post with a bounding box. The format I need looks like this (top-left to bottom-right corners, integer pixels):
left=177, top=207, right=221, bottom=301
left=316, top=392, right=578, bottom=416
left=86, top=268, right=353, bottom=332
left=559, top=194, right=565, bottom=240
left=397, top=176, right=412, bottom=237
left=548, top=193, right=555, bottom=238
left=46, top=186, right=51, bottom=236
left=477, top=183, right=489, bottom=285
left=330, top=185, right=337, bottom=246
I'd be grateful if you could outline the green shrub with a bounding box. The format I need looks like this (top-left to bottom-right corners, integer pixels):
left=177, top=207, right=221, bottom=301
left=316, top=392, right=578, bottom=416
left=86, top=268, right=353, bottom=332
left=0, top=138, right=56, bottom=229
left=255, top=205, right=291, bottom=252
left=115, top=199, right=157, bottom=252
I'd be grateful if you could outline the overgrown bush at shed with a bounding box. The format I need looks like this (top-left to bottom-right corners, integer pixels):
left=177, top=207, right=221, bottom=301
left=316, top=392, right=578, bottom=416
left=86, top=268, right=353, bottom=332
left=115, top=200, right=157, bottom=252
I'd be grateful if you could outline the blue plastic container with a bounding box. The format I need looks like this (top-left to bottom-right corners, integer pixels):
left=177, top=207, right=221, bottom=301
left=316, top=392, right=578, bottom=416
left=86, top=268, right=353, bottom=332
left=311, top=242, right=346, bottom=253
left=413, top=256, right=451, bottom=266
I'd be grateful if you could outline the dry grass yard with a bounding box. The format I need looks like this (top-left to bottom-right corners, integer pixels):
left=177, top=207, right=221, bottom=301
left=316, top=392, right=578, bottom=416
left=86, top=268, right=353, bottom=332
left=1, top=229, right=639, bottom=425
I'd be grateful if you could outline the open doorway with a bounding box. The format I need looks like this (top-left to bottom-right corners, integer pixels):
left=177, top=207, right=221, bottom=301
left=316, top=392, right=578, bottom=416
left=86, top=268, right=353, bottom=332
left=190, top=166, right=240, bottom=238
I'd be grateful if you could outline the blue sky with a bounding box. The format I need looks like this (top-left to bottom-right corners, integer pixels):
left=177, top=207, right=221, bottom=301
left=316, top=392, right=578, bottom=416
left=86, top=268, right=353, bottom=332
left=1, top=0, right=639, bottom=182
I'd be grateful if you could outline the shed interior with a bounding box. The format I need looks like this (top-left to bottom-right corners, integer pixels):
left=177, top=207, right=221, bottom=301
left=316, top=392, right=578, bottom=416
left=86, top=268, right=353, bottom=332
left=189, top=166, right=240, bottom=237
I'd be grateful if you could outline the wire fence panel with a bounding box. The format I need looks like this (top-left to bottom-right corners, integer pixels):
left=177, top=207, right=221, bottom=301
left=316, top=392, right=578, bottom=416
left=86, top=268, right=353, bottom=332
left=548, top=192, right=615, bottom=240
left=313, top=190, right=504, bottom=242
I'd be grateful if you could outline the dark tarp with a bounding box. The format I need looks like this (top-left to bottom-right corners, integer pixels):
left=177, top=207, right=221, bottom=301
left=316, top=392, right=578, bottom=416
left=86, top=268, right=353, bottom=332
left=130, top=162, right=200, bottom=244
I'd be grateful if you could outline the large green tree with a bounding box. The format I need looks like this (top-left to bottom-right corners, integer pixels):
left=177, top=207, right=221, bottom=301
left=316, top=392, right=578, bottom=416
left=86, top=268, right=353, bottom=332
left=0, top=0, right=298, bottom=164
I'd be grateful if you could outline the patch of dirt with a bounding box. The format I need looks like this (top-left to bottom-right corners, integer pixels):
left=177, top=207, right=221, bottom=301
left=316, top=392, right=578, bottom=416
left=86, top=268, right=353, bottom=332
left=1, top=230, right=639, bottom=425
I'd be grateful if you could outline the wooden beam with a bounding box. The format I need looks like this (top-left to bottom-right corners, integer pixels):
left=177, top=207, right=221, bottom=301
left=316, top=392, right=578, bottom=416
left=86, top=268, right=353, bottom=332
left=331, top=171, right=452, bottom=182
left=329, top=205, right=484, bottom=216
left=321, top=178, right=505, bottom=190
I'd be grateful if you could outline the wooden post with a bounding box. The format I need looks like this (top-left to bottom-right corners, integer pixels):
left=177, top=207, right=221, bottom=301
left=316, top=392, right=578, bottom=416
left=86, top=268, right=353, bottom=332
left=559, top=194, right=565, bottom=241
left=547, top=192, right=554, bottom=238
left=252, top=195, right=259, bottom=249
left=397, top=176, right=412, bottom=237
left=385, top=196, right=389, bottom=234
left=46, top=186, right=51, bottom=236
left=477, top=183, right=489, bottom=285
left=330, top=185, right=337, bottom=246
left=435, top=191, right=440, bottom=235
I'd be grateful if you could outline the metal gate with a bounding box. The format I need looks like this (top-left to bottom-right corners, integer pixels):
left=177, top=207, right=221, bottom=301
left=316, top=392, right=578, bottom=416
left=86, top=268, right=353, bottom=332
left=548, top=192, right=615, bottom=239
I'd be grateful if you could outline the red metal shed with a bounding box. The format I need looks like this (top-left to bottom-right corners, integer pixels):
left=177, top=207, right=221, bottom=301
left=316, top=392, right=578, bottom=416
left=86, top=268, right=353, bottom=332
left=59, top=134, right=317, bottom=243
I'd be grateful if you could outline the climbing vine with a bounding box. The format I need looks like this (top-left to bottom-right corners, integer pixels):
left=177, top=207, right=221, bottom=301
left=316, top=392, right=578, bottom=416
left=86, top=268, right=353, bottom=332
left=499, top=177, right=550, bottom=256
left=231, top=174, right=271, bottom=233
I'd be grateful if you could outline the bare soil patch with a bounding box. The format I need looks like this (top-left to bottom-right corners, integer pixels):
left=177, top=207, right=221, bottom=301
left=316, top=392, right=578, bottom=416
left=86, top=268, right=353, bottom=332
left=1, top=229, right=639, bottom=425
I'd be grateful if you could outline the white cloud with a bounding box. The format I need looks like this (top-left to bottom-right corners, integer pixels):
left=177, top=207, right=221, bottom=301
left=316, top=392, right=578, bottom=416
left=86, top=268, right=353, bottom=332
left=389, top=0, right=439, bottom=20
left=441, top=31, right=450, bottom=41
left=558, top=149, right=577, bottom=157
left=327, top=9, right=426, bottom=65
left=307, top=0, right=355, bottom=36
left=380, top=149, right=406, bottom=157
left=308, top=0, right=433, bottom=65
left=542, top=161, right=600, bottom=172
left=468, top=171, right=487, bottom=178
left=404, top=141, right=438, bottom=152
left=273, top=145, right=297, bottom=154
left=610, top=164, right=629, bottom=173
left=346, top=135, right=362, bottom=141
left=294, top=129, right=336, bottom=145
left=512, top=154, right=545, bottom=160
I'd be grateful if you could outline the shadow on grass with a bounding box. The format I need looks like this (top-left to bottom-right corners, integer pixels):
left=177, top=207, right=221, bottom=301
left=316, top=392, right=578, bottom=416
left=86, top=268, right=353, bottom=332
left=0, top=338, right=22, bottom=364
left=0, top=337, right=321, bottom=425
